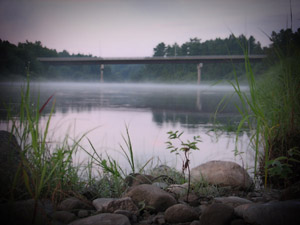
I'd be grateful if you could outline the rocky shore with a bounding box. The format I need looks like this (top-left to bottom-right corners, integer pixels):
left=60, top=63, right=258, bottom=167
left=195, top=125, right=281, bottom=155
left=1, top=131, right=300, bottom=225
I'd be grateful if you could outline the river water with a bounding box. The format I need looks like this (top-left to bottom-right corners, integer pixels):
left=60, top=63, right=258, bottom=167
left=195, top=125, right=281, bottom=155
left=0, top=82, right=254, bottom=174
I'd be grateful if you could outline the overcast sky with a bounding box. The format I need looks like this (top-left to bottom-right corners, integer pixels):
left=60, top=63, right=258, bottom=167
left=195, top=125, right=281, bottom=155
left=1, top=0, right=299, bottom=57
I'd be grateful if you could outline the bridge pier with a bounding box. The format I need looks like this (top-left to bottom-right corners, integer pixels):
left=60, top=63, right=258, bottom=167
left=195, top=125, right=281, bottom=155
left=100, top=64, right=104, bottom=83
left=197, top=63, right=203, bottom=85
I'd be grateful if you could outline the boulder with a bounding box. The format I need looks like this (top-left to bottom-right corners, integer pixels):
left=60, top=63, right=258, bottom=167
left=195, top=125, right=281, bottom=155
left=200, top=203, right=234, bottom=225
left=57, top=197, right=93, bottom=211
left=69, top=213, right=130, bottom=225
left=234, top=200, right=300, bottom=225
left=125, top=184, right=177, bottom=212
left=165, top=204, right=199, bottom=223
left=191, top=161, right=253, bottom=189
left=213, top=196, right=253, bottom=208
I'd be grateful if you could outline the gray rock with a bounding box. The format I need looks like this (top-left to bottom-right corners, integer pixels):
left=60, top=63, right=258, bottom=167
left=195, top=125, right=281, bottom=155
left=191, top=160, right=253, bottom=190
left=234, top=199, right=300, bottom=225
left=125, top=184, right=177, bottom=212
left=165, top=204, right=199, bottom=223
left=51, top=211, right=77, bottom=223
left=152, top=182, right=168, bottom=189
left=57, top=197, right=93, bottom=211
left=167, top=183, right=188, bottom=196
left=92, top=198, right=116, bottom=212
left=200, top=203, right=234, bottom=225
left=69, top=213, right=131, bottom=225
left=213, top=196, right=253, bottom=208
left=106, top=197, right=138, bottom=215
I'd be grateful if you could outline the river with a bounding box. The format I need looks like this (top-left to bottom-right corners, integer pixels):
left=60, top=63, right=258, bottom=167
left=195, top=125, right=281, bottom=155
left=0, top=82, right=254, bottom=174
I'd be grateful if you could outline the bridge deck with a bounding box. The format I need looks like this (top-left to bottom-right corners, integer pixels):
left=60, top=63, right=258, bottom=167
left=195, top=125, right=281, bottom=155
left=37, top=55, right=266, bottom=65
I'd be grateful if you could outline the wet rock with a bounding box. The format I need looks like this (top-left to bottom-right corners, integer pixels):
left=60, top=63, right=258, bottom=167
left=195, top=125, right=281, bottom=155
left=165, top=203, right=199, bottom=223
left=234, top=199, right=300, bottom=225
left=57, top=197, right=93, bottom=211
left=199, top=203, right=234, bottom=225
left=124, top=173, right=154, bottom=187
left=106, top=197, right=138, bottom=215
left=125, top=184, right=177, bottom=212
left=92, top=198, right=116, bottom=212
left=51, top=211, right=77, bottom=223
left=69, top=213, right=130, bottom=225
left=213, top=196, right=253, bottom=208
left=191, top=160, right=253, bottom=190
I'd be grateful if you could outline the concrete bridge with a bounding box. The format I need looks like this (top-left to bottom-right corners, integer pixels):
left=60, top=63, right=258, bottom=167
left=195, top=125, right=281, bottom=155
left=37, top=55, right=266, bottom=83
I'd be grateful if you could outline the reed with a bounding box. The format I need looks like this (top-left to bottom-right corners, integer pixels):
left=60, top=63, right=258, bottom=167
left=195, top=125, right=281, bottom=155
left=224, top=44, right=300, bottom=187
left=5, top=73, right=86, bottom=205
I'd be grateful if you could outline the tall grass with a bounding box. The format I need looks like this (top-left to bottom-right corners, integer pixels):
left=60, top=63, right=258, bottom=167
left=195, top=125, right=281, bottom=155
left=4, top=74, right=86, bottom=205
left=225, top=47, right=300, bottom=188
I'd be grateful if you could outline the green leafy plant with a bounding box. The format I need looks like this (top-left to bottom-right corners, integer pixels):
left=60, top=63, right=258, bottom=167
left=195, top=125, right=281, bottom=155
left=166, top=130, right=201, bottom=201
left=266, top=147, right=300, bottom=180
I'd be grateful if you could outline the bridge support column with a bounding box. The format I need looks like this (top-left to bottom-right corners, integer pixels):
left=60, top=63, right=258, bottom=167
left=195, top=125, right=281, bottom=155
left=100, top=64, right=104, bottom=83
left=197, top=63, right=203, bottom=85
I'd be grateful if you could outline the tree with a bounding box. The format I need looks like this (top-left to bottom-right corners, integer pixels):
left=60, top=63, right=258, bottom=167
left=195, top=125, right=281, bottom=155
left=153, top=42, right=166, bottom=57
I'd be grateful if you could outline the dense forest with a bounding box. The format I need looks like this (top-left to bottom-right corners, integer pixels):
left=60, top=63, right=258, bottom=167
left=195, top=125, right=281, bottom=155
left=0, top=29, right=299, bottom=82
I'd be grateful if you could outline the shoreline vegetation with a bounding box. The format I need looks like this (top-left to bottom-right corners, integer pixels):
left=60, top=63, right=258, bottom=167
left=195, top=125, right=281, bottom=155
left=0, top=28, right=299, bottom=224
left=0, top=33, right=266, bottom=83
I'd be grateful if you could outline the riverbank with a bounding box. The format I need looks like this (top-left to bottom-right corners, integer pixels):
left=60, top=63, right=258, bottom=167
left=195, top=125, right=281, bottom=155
left=1, top=130, right=300, bottom=225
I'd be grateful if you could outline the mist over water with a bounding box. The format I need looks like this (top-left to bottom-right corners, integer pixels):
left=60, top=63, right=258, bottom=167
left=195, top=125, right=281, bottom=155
left=0, top=82, right=254, bottom=173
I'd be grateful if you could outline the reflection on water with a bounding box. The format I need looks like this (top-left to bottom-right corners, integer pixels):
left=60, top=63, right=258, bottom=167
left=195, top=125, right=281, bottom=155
left=0, top=82, right=254, bottom=173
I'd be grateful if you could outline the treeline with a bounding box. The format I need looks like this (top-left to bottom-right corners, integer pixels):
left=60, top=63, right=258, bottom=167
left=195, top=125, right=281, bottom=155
left=0, top=40, right=107, bottom=81
left=139, top=34, right=265, bottom=82
left=0, top=29, right=299, bottom=82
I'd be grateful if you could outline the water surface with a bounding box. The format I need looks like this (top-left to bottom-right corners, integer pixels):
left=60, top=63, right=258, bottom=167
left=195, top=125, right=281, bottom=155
left=0, top=82, right=254, bottom=173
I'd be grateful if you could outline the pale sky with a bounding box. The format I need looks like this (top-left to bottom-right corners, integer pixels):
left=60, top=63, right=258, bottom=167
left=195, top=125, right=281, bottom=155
left=1, top=0, right=299, bottom=57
